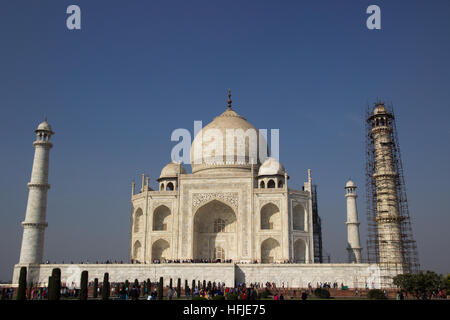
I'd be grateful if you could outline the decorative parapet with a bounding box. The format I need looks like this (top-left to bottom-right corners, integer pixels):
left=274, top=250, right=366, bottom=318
left=27, top=183, right=50, bottom=189
left=22, top=221, right=48, bottom=229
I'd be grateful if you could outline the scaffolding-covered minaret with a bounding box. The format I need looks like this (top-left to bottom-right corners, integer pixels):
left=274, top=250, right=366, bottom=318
left=365, top=102, right=419, bottom=281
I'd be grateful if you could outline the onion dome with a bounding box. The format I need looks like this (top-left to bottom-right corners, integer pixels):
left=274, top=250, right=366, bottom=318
left=258, top=157, right=285, bottom=176
left=159, top=162, right=186, bottom=180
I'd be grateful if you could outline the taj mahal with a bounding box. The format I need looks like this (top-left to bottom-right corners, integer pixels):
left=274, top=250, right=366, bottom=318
left=12, top=92, right=415, bottom=289
left=130, top=96, right=314, bottom=266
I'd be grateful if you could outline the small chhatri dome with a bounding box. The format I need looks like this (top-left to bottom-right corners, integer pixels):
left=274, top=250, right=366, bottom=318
left=373, top=103, right=387, bottom=115
left=35, top=117, right=53, bottom=133
left=258, top=157, right=285, bottom=176
left=159, top=162, right=186, bottom=179
left=345, top=179, right=356, bottom=188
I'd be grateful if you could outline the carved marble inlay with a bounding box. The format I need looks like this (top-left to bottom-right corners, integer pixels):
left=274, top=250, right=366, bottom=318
left=259, top=199, right=281, bottom=210
left=152, top=202, right=172, bottom=211
left=192, top=192, right=239, bottom=210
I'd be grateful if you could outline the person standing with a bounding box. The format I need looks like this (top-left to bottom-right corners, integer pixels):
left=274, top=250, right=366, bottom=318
left=301, top=291, right=308, bottom=300
left=185, top=286, right=191, bottom=299
left=151, top=289, right=158, bottom=300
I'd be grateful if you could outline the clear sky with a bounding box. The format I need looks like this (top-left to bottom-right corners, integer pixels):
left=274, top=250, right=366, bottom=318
left=1, top=0, right=449, bottom=281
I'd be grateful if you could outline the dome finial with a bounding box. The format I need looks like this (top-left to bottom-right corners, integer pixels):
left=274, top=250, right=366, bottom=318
left=227, top=88, right=232, bottom=109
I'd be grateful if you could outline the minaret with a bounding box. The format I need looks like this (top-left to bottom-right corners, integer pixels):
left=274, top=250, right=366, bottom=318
left=345, top=179, right=362, bottom=263
left=369, top=103, right=404, bottom=269
left=18, top=118, right=54, bottom=264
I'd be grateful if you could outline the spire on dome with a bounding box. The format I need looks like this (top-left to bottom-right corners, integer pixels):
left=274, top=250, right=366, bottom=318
left=227, top=88, right=232, bottom=109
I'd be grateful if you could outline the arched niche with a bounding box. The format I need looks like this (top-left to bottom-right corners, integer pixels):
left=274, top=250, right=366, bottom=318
left=293, top=204, right=305, bottom=231
left=166, top=182, right=174, bottom=191
left=261, top=237, right=280, bottom=263
left=193, top=200, right=236, bottom=260
left=294, top=238, right=307, bottom=263
left=153, top=205, right=171, bottom=231
left=151, top=239, right=170, bottom=262
left=134, top=208, right=143, bottom=233
left=133, top=240, right=142, bottom=262
left=260, top=203, right=280, bottom=230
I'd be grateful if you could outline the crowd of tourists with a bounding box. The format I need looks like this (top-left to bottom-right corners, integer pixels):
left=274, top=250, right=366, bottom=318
left=104, top=281, right=309, bottom=300
left=431, top=290, right=448, bottom=299
left=150, top=258, right=233, bottom=264
left=6, top=273, right=449, bottom=300
left=42, top=259, right=317, bottom=265
left=45, top=260, right=125, bottom=264
left=314, top=282, right=343, bottom=289
left=0, top=288, right=15, bottom=300
left=2, top=286, right=52, bottom=300
left=145, top=259, right=309, bottom=264
left=245, top=259, right=307, bottom=264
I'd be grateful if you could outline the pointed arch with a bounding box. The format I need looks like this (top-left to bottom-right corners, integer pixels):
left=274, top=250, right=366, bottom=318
left=133, top=240, right=142, bottom=262
left=193, top=199, right=236, bottom=260
left=151, top=239, right=170, bottom=262
left=294, top=238, right=307, bottom=263
left=267, top=179, right=276, bottom=188
left=261, top=238, right=280, bottom=263
left=278, top=180, right=284, bottom=188
left=134, top=208, right=143, bottom=233
left=166, top=182, right=174, bottom=191
left=293, top=204, right=305, bottom=231
left=153, top=205, right=171, bottom=231
left=260, top=203, right=280, bottom=230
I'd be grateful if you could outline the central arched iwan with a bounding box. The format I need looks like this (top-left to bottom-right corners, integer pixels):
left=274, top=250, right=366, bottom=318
left=193, top=200, right=236, bottom=261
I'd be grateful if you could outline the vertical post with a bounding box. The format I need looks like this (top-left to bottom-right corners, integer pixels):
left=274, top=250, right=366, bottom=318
left=158, top=277, right=163, bottom=300
left=141, top=173, right=145, bottom=192
left=102, top=273, right=110, bottom=300
left=80, top=271, right=88, bottom=300
left=16, top=267, right=27, bottom=300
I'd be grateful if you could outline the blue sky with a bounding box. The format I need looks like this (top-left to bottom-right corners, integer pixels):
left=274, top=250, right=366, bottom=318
left=1, top=0, right=450, bottom=281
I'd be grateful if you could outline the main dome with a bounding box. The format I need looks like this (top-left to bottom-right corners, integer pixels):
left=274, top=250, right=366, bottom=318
left=190, top=106, right=265, bottom=174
